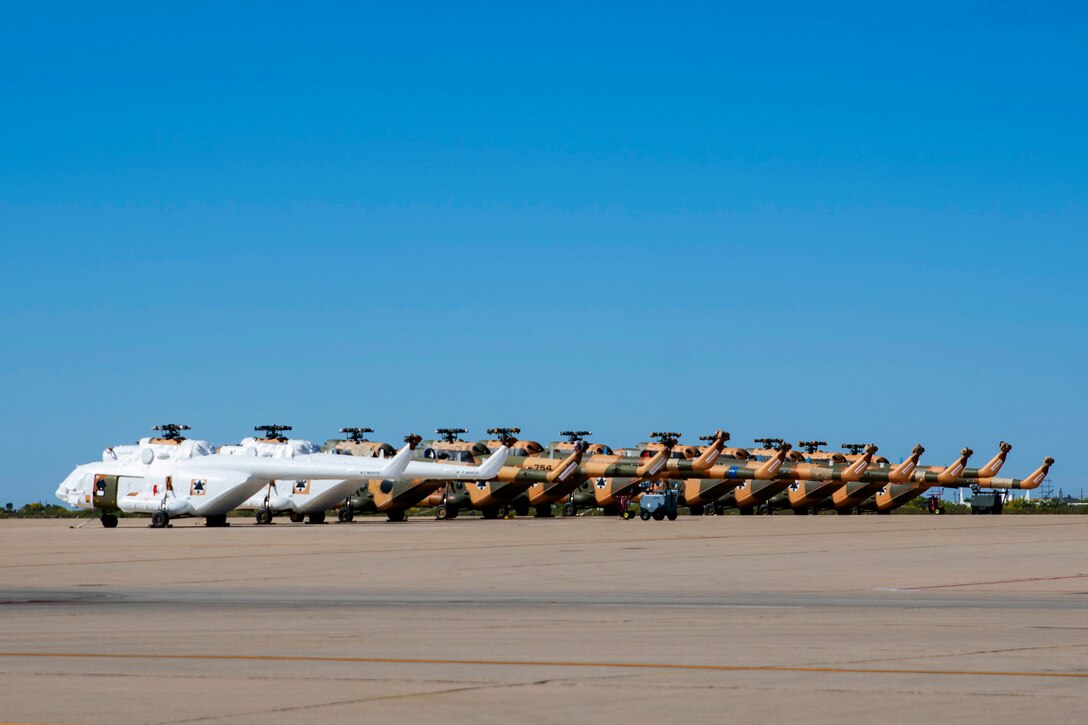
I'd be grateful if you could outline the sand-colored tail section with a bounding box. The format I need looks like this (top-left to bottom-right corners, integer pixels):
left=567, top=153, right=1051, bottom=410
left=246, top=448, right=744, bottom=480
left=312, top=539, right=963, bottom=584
left=546, top=441, right=586, bottom=484
left=637, top=442, right=674, bottom=478
left=840, top=444, right=878, bottom=482
left=937, top=447, right=973, bottom=484
left=985, top=457, right=1054, bottom=490
left=753, top=444, right=791, bottom=480
left=975, top=441, right=1013, bottom=479
left=888, top=444, right=925, bottom=483
left=691, top=430, right=729, bottom=470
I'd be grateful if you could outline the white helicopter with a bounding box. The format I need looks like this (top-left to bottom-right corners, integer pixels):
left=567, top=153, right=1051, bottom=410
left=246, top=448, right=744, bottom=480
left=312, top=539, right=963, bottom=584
left=55, top=424, right=415, bottom=528
left=228, top=425, right=510, bottom=524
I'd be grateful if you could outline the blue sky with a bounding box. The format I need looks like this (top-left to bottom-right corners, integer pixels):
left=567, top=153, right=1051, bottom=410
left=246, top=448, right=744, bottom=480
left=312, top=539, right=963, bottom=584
left=2, top=2, right=1085, bottom=505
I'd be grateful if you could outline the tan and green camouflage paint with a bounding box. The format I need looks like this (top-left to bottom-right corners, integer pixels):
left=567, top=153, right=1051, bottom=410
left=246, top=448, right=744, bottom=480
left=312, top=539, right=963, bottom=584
left=321, top=439, right=398, bottom=457
left=948, top=457, right=1054, bottom=490
left=570, top=476, right=643, bottom=507
left=677, top=477, right=741, bottom=506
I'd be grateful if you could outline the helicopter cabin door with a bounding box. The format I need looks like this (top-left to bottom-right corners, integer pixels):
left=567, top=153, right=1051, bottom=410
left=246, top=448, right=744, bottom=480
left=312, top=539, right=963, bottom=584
left=92, top=474, right=118, bottom=510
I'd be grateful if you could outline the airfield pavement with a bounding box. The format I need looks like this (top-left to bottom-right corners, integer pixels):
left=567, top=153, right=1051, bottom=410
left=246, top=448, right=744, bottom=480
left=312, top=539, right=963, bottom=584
left=0, top=515, right=1086, bottom=724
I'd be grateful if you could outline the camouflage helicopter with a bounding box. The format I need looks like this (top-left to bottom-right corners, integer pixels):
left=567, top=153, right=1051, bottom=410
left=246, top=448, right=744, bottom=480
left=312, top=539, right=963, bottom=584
left=321, top=427, right=512, bottom=521
left=706, top=440, right=976, bottom=515
left=702, top=439, right=807, bottom=515
left=758, top=440, right=910, bottom=515
left=565, top=430, right=729, bottom=515
left=584, top=434, right=799, bottom=516
left=862, top=441, right=1014, bottom=514
left=439, top=427, right=591, bottom=518
left=228, top=425, right=509, bottom=523
left=653, top=432, right=751, bottom=515
left=430, top=428, right=728, bottom=518
left=809, top=441, right=1021, bottom=514
left=680, top=439, right=1029, bottom=515
left=669, top=438, right=916, bottom=515
left=859, top=452, right=1054, bottom=514
left=331, top=426, right=589, bottom=520
left=428, top=427, right=630, bottom=519
left=947, top=457, right=1054, bottom=493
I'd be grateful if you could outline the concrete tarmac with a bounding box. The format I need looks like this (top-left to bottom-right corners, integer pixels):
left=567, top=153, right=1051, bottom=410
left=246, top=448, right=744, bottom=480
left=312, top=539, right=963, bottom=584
left=0, top=515, right=1086, bottom=723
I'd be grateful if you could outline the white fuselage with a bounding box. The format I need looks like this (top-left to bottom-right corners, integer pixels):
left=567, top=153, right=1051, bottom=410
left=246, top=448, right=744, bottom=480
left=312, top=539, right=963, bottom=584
left=231, top=438, right=509, bottom=515
left=56, top=437, right=413, bottom=520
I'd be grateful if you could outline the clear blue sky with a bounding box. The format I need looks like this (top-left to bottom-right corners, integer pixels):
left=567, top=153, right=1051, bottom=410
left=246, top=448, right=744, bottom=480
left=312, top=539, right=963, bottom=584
left=2, top=2, right=1085, bottom=505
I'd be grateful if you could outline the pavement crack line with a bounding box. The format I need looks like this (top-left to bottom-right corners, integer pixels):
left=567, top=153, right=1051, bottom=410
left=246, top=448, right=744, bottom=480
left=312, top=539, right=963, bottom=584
left=818, top=642, right=1088, bottom=668
left=154, top=676, right=581, bottom=724
left=2, top=651, right=1086, bottom=680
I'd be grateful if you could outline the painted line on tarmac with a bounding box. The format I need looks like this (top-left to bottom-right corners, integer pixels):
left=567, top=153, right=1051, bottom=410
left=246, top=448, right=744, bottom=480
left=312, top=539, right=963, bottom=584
left=902, top=573, right=1088, bottom=590
left=0, top=651, right=1085, bottom=680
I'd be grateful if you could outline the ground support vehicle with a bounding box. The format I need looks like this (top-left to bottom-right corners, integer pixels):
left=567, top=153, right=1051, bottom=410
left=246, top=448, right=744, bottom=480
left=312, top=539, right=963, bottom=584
left=638, top=486, right=678, bottom=521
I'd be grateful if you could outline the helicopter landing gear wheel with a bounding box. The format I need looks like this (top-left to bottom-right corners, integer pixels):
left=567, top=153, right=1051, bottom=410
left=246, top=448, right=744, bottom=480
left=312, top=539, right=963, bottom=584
left=307, top=512, right=325, bottom=525
left=705, top=503, right=717, bottom=516
left=100, top=513, right=118, bottom=528
left=435, top=504, right=451, bottom=520
left=151, top=510, right=169, bottom=528
left=338, top=507, right=354, bottom=523
left=288, top=512, right=304, bottom=523
left=255, top=508, right=273, bottom=526
left=562, top=503, right=576, bottom=517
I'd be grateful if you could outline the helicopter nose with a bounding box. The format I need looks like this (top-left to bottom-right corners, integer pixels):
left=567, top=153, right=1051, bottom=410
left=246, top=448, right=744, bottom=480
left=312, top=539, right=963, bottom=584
left=55, top=470, right=87, bottom=507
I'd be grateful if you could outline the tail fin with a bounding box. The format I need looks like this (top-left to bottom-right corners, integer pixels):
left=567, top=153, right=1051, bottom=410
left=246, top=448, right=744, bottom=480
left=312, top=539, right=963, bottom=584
left=378, top=442, right=415, bottom=480
left=987, top=457, right=1054, bottom=490
left=475, top=446, right=510, bottom=479
left=840, top=444, right=878, bottom=482
left=975, top=441, right=1012, bottom=478
left=547, top=441, right=586, bottom=483
left=691, top=430, right=728, bottom=470
left=937, top=447, right=973, bottom=484
left=753, top=443, right=791, bottom=480
left=888, top=444, right=925, bottom=483
left=637, top=443, right=673, bottom=478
